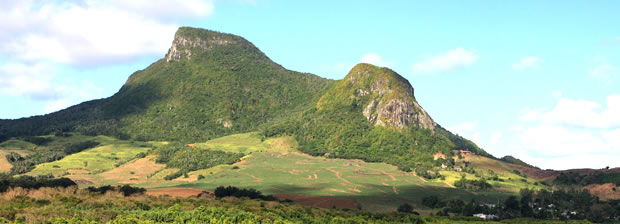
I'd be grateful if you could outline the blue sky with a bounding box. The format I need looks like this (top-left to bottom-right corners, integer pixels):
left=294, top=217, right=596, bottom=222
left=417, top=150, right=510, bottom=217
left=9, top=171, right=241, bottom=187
left=1, top=0, right=619, bottom=169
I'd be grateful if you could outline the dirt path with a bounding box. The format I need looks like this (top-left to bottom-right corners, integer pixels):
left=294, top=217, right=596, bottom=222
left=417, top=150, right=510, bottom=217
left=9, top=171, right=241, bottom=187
left=326, top=167, right=357, bottom=186
left=392, top=186, right=399, bottom=194
left=411, top=172, right=428, bottom=183
left=236, top=170, right=263, bottom=182
left=381, top=170, right=397, bottom=181
left=443, top=181, right=456, bottom=188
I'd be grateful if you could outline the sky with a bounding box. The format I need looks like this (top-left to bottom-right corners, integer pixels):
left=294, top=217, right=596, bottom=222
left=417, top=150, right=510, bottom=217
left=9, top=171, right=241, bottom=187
left=1, top=0, right=619, bottom=170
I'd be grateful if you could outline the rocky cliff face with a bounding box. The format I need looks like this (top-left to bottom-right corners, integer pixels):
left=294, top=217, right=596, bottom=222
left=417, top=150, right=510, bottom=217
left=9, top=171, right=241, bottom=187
left=319, top=63, right=436, bottom=132
left=165, top=28, right=236, bottom=62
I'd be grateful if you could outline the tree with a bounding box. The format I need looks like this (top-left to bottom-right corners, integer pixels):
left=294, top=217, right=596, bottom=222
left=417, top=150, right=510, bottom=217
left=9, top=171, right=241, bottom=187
left=503, top=195, right=520, bottom=219
left=520, top=188, right=534, bottom=217
left=422, top=195, right=443, bottom=209
left=397, top=203, right=414, bottom=213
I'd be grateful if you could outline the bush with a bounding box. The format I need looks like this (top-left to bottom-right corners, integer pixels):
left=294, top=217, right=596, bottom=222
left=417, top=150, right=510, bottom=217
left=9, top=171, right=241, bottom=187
left=422, top=195, right=444, bottom=209
left=213, top=186, right=274, bottom=201
left=397, top=203, right=414, bottom=213
left=86, top=185, right=146, bottom=196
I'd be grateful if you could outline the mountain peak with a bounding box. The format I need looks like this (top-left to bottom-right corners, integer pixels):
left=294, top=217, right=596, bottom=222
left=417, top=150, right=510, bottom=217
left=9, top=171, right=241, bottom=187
left=165, top=27, right=245, bottom=62
left=318, top=63, right=436, bottom=131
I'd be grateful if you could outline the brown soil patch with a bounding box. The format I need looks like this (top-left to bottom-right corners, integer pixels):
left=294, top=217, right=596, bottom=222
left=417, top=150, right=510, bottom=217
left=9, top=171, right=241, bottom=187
left=392, top=186, right=399, bottom=194
left=348, top=188, right=362, bottom=193
left=233, top=160, right=247, bottom=166
left=273, top=194, right=358, bottom=210
left=433, top=152, right=446, bottom=160
left=0, top=158, right=12, bottom=172
left=99, top=155, right=165, bottom=184
left=585, top=183, right=620, bottom=200
left=146, top=188, right=210, bottom=197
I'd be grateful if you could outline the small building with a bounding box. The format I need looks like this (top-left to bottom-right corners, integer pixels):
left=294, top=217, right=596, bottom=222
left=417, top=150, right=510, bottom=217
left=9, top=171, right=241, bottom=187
left=473, top=213, right=497, bottom=220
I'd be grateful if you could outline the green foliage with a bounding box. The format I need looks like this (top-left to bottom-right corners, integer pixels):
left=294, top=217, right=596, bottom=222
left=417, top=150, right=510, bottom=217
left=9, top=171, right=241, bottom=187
left=422, top=195, right=444, bottom=209
left=263, top=106, right=456, bottom=172
left=0, top=173, right=76, bottom=193
left=454, top=175, right=493, bottom=191
left=86, top=185, right=146, bottom=196
left=554, top=171, right=620, bottom=186
left=63, top=141, right=99, bottom=154
left=213, top=186, right=275, bottom=201
left=21, top=136, right=52, bottom=146
left=397, top=203, right=415, bottom=213
left=155, top=143, right=243, bottom=174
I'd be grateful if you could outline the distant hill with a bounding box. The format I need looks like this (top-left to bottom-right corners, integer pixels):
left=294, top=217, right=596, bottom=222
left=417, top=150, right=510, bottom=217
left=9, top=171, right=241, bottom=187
left=500, top=155, right=538, bottom=169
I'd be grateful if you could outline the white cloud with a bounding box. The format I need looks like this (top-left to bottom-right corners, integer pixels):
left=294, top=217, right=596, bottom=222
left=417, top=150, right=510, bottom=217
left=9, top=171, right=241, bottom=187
left=489, top=132, right=502, bottom=146
left=360, top=53, right=393, bottom=67
left=0, top=63, right=59, bottom=100
left=0, top=62, right=103, bottom=114
left=551, top=90, right=562, bottom=99
left=412, top=48, right=478, bottom=73
left=512, top=56, right=541, bottom=70
left=508, top=95, right=620, bottom=169
left=42, top=81, right=103, bottom=114
left=589, top=64, right=615, bottom=82
left=448, top=121, right=481, bottom=143
left=0, top=0, right=214, bottom=66
left=520, top=95, right=620, bottom=129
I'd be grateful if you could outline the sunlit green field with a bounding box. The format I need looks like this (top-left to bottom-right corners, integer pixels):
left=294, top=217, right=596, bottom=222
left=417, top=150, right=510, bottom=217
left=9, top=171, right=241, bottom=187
left=27, top=144, right=150, bottom=176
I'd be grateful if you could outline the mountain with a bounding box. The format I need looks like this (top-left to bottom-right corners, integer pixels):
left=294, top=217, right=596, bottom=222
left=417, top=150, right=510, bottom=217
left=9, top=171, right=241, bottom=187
left=263, top=63, right=487, bottom=176
left=0, top=27, right=333, bottom=142
left=0, top=27, right=489, bottom=176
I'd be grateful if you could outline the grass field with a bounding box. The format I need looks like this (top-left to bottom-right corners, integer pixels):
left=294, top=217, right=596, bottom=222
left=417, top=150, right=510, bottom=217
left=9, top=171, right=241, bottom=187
left=27, top=144, right=151, bottom=177
left=192, top=132, right=295, bottom=154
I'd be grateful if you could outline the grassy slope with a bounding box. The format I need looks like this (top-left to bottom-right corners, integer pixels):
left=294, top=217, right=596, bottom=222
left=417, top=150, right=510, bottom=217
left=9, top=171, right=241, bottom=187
left=27, top=144, right=150, bottom=176
left=140, top=133, right=538, bottom=212
left=440, top=154, right=549, bottom=193
left=2, top=131, right=553, bottom=213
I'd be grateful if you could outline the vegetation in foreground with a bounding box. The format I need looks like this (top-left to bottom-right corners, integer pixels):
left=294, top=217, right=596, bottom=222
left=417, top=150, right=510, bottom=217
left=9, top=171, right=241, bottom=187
left=0, top=185, right=598, bottom=224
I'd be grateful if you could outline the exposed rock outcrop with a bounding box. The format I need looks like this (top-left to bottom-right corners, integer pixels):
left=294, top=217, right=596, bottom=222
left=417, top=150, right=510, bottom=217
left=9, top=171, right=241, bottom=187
left=166, top=29, right=234, bottom=62
left=319, top=63, right=436, bottom=132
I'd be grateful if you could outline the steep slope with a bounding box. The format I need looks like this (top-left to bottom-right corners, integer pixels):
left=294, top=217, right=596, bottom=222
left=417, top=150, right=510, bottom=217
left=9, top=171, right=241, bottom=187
left=0, top=27, right=334, bottom=142
left=264, top=64, right=487, bottom=176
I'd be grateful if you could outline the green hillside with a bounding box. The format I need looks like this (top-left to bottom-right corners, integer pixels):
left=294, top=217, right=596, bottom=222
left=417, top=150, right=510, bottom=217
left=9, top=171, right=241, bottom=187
left=0, top=27, right=334, bottom=143
left=263, top=63, right=487, bottom=177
